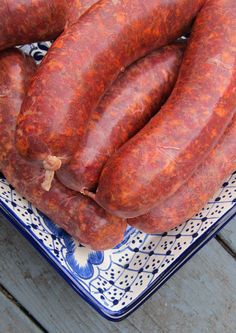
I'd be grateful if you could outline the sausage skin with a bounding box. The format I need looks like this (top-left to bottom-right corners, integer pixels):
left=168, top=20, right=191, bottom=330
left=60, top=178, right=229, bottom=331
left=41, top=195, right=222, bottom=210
left=94, top=0, right=236, bottom=218
left=67, top=0, right=99, bottom=26
left=16, top=0, right=205, bottom=190
left=0, top=49, right=36, bottom=167
left=0, top=49, right=126, bottom=251
left=57, top=42, right=186, bottom=193
left=129, top=115, right=236, bottom=233
left=0, top=0, right=68, bottom=51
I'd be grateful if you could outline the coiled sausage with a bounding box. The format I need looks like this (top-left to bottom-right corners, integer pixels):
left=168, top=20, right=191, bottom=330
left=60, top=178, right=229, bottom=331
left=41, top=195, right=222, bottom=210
left=67, top=0, right=99, bottom=26
left=16, top=0, right=205, bottom=191
left=94, top=0, right=236, bottom=218
left=0, top=0, right=68, bottom=51
left=129, top=115, right=236, bottom=233
left=0, top=49, right=126, bottom=250
left=57, top=42, right=186, bottom=192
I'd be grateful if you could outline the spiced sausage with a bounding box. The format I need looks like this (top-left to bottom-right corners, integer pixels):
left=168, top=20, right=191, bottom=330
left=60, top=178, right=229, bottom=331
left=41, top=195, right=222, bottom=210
left=0, top=49, right=36, bottom=167
left=129, top=115, right=236, bottom=233
left=0, top=49, right=126, bottom=251
left=0, top=0, right=68, bottom=51
left=94, top=0, right=236, bottom=218
left=67, top=0, right=99, bottom=26
left=16, top=0, right=205, bottom=191
left=57, top=42, right=186, bottom=193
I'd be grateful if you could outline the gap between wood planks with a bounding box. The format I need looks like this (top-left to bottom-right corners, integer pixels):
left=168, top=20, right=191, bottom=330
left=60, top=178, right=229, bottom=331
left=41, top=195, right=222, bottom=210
left=0, top=283, right=48, bottom=333
left=216, top=236, right=236, bottom=260
left=0, top=220, right=235, bottom=331
left=0, top=237, right=234, bottom=332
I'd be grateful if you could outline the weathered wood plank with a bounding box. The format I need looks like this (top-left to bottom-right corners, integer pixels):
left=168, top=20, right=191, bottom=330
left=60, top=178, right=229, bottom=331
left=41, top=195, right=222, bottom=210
left=0, top=216, right=165, bottom=333
left=0, top=215, right=236, bottom=333
left=218, top=216, right=236, bottom=254
left=0, top=289, right=43, bottom=333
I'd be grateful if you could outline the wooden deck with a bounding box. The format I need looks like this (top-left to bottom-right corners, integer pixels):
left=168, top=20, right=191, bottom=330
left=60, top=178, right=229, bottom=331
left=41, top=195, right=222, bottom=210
left=0, top=214, right=235, bottom=333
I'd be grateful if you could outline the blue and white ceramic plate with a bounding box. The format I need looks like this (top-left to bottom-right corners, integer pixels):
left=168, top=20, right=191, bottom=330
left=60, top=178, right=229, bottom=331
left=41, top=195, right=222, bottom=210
left=1, top=42, right=236, bottom=321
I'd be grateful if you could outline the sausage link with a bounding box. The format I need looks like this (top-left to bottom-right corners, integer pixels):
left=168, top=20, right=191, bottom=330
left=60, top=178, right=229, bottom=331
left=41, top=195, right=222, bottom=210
left=0, top=49, right=126, bottom=250
left=94, top=0, right=236, bottom=218
left=0, top=49, right=36, bottom=167
left=57, top=42, right=186, bottom=192
left=16, top=0, right=204, bottom=191
left=129, top=115, right=236, bottom=233
left=67, top=0, right=99, bottom=26
left=0, top=0, right=68, bottom=51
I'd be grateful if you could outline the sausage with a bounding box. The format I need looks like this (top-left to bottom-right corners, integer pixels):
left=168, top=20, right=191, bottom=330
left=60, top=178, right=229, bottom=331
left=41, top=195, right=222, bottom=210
left=0, top=0, right=97, bottom=52
left=67, top=0, right=99, bottom=26
left=129, top=114, right=236, bottom=233
left=0, top=49, right=36, bottom=167
left=15, top=0, right=205, bottom=191
left=57, top=42, right=186, bottom=193
left=93, top=0, right=236, bottom=218
left=0, top=0, right=68, bottom=51
left=0, top=49, right=126, bottom=251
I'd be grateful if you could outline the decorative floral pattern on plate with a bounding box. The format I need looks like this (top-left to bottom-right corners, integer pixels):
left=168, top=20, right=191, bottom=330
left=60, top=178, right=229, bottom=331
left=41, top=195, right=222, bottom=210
left=0, top=42, right=235, bottom=320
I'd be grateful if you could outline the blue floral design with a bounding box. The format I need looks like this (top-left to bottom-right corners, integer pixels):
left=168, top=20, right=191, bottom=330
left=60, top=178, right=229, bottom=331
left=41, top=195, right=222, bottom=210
left=38, top=210, right=65, bottom=237
left=65, top=238, right=104, bottom=279
left=114, top=226, right=136, bottom=249
left=38, top=211, right=104, bottom=279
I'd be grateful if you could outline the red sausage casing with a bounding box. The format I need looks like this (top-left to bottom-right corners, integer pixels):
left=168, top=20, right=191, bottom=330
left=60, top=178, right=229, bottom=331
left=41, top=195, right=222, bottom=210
left=16, top=0, right=204, bottom=190
left=67, top=0, right=99, bottom=26
left=0, top=49, right=126, bottom=251
left=94, top=0, right=236, bottom=218
left=0, top=49, right=36, bottom=166
left=57, top=42, right=186, bottom=192
left=0, top=0, right=68, bottom=51
left=129, top=115, right=236, bottom=233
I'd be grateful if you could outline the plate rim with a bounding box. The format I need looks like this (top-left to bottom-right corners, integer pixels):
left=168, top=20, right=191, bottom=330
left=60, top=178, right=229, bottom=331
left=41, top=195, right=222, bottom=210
left=1, top=195, right=235, bottom=321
